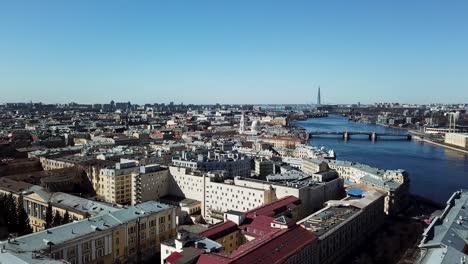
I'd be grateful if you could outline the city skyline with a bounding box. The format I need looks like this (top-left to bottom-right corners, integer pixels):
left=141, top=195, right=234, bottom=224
left=1, top=1, right=468, bottom=264
left=1, top=1, right=468, bottom=104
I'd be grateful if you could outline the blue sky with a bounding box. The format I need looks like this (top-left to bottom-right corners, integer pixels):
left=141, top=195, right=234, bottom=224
left=1, top=0, right=467, bottom=104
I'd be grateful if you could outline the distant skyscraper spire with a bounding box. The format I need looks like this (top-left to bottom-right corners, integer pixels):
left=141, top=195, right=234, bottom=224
left=317, top=86, right=321, bottom=106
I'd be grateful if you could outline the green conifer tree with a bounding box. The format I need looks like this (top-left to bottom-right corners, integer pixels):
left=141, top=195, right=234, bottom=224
left=6, top=194, right=18, bottom=233
left=45, top=203, right=53, bottom=229
left=52, top=212, right=63, bottom=227
left=62, top=211, right=71, bottom=225
left=17, top=206, right=33, bottom=235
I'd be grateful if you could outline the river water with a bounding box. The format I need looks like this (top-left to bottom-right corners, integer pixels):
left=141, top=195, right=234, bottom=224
left=294, top=115, right=468, bottom=204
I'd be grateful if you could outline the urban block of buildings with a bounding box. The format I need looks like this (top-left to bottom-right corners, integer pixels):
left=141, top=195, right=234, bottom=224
left=0, top=201, right=176, bottom=264
left=418, top=190, right=468, bottom=264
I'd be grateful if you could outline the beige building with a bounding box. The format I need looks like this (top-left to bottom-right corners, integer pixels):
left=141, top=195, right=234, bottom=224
left=205, top=177, right=275, bottom=222
left=39, top=155, right=80, bottom=171
left=271, top=116, right=289, bottom=126
left=168, top=167, right=276, bottom=223
left=131, top=164, right=170, bottom=205
left=260, top=135, right=304, bottom=148
left=234, top=173, right=343, bottom=218
left=444, top=133, right=468, bottom=148
left=303, top=158, right=410, bottom=215
left=22, top=189, right=118, bottom=232
left=298, top=190, right=385, bottom=264
left=98, top=161, right=140, bottom=205
left=0, top=201, right=177, bottom=264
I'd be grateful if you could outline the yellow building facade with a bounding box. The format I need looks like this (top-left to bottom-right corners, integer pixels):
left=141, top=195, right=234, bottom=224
left=0, top=201, right=177, bottom=264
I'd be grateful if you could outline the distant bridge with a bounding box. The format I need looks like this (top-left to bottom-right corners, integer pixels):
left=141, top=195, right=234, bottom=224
left=308, top=131, right=412, bottom=141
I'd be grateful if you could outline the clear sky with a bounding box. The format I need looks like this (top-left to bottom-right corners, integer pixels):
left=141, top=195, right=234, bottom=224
left=1, top=0, right=467, bottom=105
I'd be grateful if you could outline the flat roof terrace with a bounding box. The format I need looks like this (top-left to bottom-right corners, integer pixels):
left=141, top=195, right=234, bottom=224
left=300, top=206, right=359, bottom=237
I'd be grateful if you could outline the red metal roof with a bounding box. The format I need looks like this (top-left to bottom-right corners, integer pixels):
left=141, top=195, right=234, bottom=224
left=165, top=251, right=183, bottom=263
left=199, top=220, right=238, bottom=241
left=197, top=254, right=231, bottom=264
left=231, top=226, right=317, bottom=264
left=196, top=197, right=315, bottom=264
left=246, top=196, right=300, bottom=218
left=239, top=215, right=275, bottom=237
left=196, top=226, right=317, bottom=264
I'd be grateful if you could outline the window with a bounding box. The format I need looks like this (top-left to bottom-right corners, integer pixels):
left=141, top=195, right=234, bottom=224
left=96, top=248, right=104, bottom=258
left=52, top=251, right=61, bottom=260
left=82, top=253, right=91, bottom=263
left=96, top=238, right=104, bottom=248
left=67, top=247, right=77, bottom=257
left=82, top=241, right=91, bottom=251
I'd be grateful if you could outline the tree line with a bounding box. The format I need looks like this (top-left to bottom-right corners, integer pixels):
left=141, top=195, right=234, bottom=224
left=0, top=193, right=33, bottom=238
left=0, top=193, right=73, bottom=239
left=45, top=202, right=72, bottom=229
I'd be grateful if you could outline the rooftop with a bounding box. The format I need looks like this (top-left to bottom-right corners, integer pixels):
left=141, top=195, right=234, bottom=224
left=299, top=190, right=383, bottom=237
left=0, top=201, right=173, bottom=264
left=49, top=192, right=118, bottom=216
left=199, top=221, right=238, bottom=241
left=236, top=175, right=323, bottom=189
left=197, top=225, right=317, bottom=264
left=166, top=248, right=204, bottom=264
left=0, top=178, right=35, bottom=194
left=419, top=190, right=468, bottom=264
left=245, top=196, right=300, bottom=218
left=300, top=206, right=359, bottom=236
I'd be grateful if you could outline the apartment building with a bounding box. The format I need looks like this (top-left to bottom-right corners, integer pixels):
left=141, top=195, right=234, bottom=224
left=160, top=230, right=222, bottom=264
left=39, top=154, right=93, bottom=171
left=168, top=167, right=275, bottom=223
left=0, top=201, right=177, bottom=264
left=98, top=161, right=140, bottom=205
left=160, top=197, right=312, bottom=264
left=21, top=188, right=118, bottom=232
left=254, top=158, right=274, bottom=178
left=172, top=151, right=251, bottom=178
left=298, top=190, right=385, bottom=264
left=131, top=164, right=170, bottom=205
left=260, top=135, right=304, bottom=148
left=418, top=190, right=468, bottom=264
left=0, top=177, right=39, bottom=202
left=234, top=171, right=344, bottom=218
left=303, top=158, right=410, bottom=215
left=205, top=178, right=275, bottom=222
left=444, top=133, right=468, bottom=148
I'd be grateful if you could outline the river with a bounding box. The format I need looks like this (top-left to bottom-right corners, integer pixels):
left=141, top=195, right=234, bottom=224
left=294, top=115, right=468, bottom=204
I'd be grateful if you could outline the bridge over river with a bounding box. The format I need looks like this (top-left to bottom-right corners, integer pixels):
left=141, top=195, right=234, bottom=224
left=308, top=131, right=412, bottom=141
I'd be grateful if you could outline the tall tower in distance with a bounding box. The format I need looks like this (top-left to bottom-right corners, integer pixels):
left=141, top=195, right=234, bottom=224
left=317, top=86, right=321, bottom=106
left=239, top=112, right=245, bottom=134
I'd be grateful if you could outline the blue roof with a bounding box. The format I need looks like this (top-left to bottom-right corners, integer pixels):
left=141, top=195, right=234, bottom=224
left=347, top=188, right=365, bottom=197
